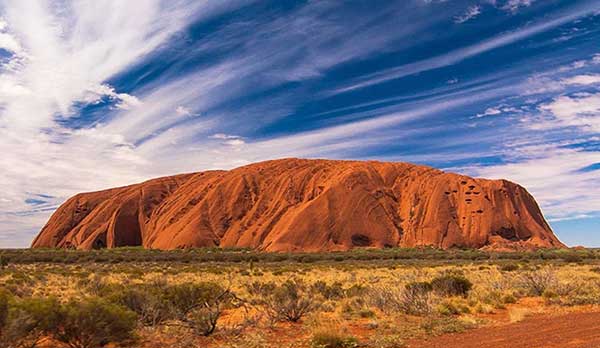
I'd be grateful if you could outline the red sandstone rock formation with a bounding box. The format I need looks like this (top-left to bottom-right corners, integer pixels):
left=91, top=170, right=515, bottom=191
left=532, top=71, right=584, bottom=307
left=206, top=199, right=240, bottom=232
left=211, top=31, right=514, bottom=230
left=31, top=158, right=564, bottom=251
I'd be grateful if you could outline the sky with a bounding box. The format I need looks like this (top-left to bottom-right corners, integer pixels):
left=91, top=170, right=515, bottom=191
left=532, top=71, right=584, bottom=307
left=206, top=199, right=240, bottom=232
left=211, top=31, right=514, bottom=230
left=0, top=0, right=599, bottom=248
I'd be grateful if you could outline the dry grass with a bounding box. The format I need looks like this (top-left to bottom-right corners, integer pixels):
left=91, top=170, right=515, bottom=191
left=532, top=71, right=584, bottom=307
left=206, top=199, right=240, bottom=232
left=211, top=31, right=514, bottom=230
left=1, top=252, right=600, bottom=348
left=508, top=307, right=532, bottom=323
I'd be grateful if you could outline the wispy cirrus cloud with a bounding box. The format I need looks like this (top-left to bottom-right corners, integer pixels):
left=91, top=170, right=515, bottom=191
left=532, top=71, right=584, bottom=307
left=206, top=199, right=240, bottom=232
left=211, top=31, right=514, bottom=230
left=1, top=0, right=600, bottom=247
left=466, top=146, right=600, bottom=221
left=455, top=5, right=482, bottom=24
left=0, top=0, right=252, bottom=246
left=328, top=4, right=599, bottom=95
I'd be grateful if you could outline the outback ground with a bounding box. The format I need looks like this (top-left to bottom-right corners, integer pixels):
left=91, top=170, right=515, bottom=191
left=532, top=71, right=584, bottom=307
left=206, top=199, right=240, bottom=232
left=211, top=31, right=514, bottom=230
left=1, top=248, right=599, bottom=348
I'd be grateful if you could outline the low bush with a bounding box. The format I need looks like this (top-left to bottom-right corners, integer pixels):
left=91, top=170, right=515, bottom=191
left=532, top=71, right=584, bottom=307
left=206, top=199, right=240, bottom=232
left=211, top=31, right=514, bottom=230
left=500, top=263, right=519, bottom=272
left=0, top=255, right=8, bottom=269
left=502, top=293, right=517, bottom=304
left=562, top=254, right=583, bottom=263
left=0, top=290, right=9, bottom=336
left=420, top=316, right=476, bottom=335
left=520, top=270, right=557, bottom=296
left=2, top=297, right=61, bottom=348
left=312, top=281, right=345, bottom=300
left=436, top=299, right=470, bottom=316
left=254, top=279, right=319, bottom=323
left=369, top=283, right=432, bottom=316
left=164, top=282, right=232, bottom=336
left=53, top=297, right=137, bottom=348
left=431, top=274, right=472, bottom=297
left=400, top=282, right=434, bottom=315
left=406, top=281, right=433, bottom=294
left=108, top=285, right=171, bottom=326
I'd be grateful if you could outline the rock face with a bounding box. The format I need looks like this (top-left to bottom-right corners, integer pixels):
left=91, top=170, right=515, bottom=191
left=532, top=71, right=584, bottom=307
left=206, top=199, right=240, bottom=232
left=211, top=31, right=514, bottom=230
left=31, top=158, right=564, bottom=251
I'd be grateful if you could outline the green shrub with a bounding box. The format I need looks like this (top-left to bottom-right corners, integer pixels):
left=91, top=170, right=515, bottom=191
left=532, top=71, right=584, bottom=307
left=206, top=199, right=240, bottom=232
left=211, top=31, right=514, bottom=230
left=431, top=274, right=472, bottom=297
left=53, top=297, right=137, bottom=348
left=520, top=270, right=557, bottom=296
left=256, top=279, right=319, bottom=322
left=3, top=297, right=62, bottom=348
left=345, top=284, right=367, bottom=298
left=357, top=308, right=376, bottom=318
left=164, top=282, right=232, bottom=336
left=108, top=285, right=171, bottom=326
left=311, top=331, right=359, bottom=348
left=246, top=281, right=276, bottom=297
left=0, top=290, right=9, bottom=335
left=405, top=281, right=433, bottom=294
left=501, top=293, right=517, bottom=304
left=500, top=263, right=519, bottom=272
left=562, top=254, right=583, bottom=263
left=542, top=289, right=559, bottom=301
left=0, top=255, right=8, bottom=269
left=436, top=300, right=469, bottom=316
left=312, top=281, right=345, bottom=300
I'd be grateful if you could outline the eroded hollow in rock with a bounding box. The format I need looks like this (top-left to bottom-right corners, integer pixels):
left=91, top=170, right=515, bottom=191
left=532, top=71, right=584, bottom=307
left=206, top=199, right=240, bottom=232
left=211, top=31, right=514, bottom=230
left=495, top=227, right=518, bottom=241
left=351, top=234, right=372, bottom=247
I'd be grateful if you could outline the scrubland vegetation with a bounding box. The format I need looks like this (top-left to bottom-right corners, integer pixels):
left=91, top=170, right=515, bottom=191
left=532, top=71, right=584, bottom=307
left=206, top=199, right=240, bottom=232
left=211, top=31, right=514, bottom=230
left=1, top=248, right=599, bottom=347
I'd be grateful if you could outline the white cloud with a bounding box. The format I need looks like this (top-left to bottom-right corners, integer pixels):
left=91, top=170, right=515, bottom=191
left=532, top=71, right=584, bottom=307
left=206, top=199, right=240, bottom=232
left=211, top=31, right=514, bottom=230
left=224, top=139, right=245, bottom=146
left=175, top=106, right=193, bottom=117
left=538, top=93, right=600, bottom=132
left=0, top=75, right=30, bottom=96
left=593, top=54, right=600, bottom=64
left=0, top=0, right=249, bottom=247
left=0, top=0, right=598, bottom=248
left=86, top=84, right=141, bottom=110
left=476, top=107, right=502, bottom=117
left=0, top=32, right=21, bottom=54
left=467, top=147, right=600, bottom=221
left=571, top=60, right=587, bottom=69
left=548, top=214, right=592, bottom=223
left=476, top=105, right=521, bottom=118
left=454, top=5, right=481, bottom=24
left=501, top=0, right=535, bottom=13
left=211, top=133, right=242, bottom=139
left=562, top=74, right=600, bottom=85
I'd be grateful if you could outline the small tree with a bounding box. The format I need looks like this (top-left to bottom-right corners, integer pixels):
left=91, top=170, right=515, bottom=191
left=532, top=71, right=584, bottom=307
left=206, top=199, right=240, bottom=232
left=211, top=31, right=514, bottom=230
left=53, top=297, right=136, bottom=348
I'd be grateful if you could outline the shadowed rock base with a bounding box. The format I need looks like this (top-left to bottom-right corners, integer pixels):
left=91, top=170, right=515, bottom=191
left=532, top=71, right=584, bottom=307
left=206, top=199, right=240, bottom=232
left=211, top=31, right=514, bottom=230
left=31, top=158, right=564, bottom=251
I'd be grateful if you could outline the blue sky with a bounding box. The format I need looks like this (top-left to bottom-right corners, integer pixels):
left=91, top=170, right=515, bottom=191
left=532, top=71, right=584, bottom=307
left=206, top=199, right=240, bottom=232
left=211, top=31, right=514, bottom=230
left=0, top=0, right=599, bottom=248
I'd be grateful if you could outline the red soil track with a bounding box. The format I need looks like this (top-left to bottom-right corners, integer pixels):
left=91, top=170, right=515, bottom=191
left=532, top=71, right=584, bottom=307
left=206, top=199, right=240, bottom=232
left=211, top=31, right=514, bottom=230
left=410, top=311, right=600, bottom=348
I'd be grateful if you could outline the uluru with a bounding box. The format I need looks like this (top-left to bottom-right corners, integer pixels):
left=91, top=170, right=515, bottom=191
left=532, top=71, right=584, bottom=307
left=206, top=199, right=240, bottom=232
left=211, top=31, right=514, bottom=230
left=31, top=158, right=564, bottom=251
